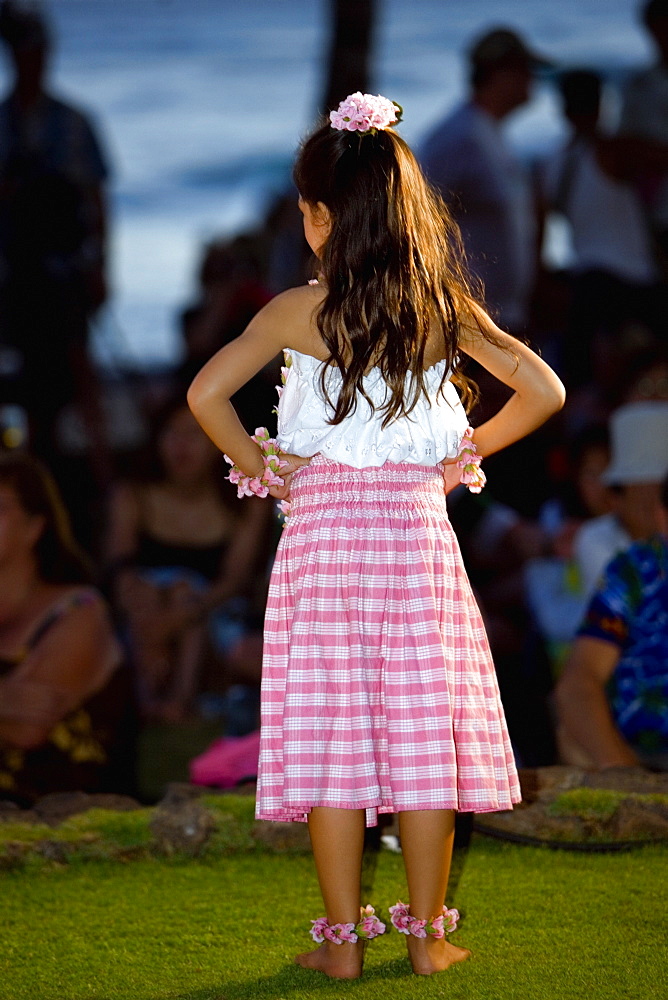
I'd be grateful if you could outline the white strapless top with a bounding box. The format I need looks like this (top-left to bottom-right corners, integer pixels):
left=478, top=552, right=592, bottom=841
left=276, top=349, right=469, bottom=468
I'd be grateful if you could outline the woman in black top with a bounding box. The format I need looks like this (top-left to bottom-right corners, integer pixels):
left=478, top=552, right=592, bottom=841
left=104, top=396, right=270, bottom=723
left=0, top=453, right=136, bottom=805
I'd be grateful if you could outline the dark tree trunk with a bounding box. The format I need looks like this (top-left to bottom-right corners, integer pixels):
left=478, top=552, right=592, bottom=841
left=322, top=0, right=377, bottom=115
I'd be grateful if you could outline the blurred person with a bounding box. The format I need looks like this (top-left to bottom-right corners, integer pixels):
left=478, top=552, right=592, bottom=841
left=559, top=337, right=668, bottom=442
left=619, top=0, right=668, bottom=259
left=0, top=452, right=136, bottom=806
left=609, top=343, right=668, bottom=407
left=447, top=480, right=561, bottom=766
left=537, top=424, right=613, bottom=540
left=179, top=236, right=271, bottom=377
left=542, top=69, right=666, bottom=388
left=0, top=1, right=111, bottom=484
left=419, top=27, right=558, bottom=519
left=104, top=397, right=270, bottom=725
left=263, top=191, right=314, bottom=294
left=420, top=27, right=549, bottom=333
left=524, top=424, right=613, bottom=671
left=179, top=237, right=278, bottom=434
left=573, top=401, right=668, bottom=600
left=555, top=473, right=668, bottom=771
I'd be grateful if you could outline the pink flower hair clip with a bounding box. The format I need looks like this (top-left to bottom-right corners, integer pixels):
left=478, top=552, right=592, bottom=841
left=330, top=92, right=403, bottom=134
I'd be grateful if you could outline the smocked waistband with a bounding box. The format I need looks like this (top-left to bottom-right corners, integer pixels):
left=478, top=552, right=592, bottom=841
left=287, top=454, right=447, bottom=517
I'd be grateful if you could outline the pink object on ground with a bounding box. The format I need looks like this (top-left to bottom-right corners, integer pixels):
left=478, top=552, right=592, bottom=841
left=190, top=729, right=260, bottom=788
left=255, top=455, right=521, bottom=827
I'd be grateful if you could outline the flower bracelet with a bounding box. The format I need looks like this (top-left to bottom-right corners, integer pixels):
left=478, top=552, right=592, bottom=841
left=389, top=901, right=459, bottom=939
left=456, top=426, right=486, bottom=493
left=224, top=427, right=287, bottom=499
left=310, top=905, right=386, bottom=944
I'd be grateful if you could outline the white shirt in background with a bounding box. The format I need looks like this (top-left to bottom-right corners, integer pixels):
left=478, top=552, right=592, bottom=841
left=573, top=513, right=632, bottom=600
left=619, top=63, right=668, bottom=231
left=542, top=136, right=658, bottom=285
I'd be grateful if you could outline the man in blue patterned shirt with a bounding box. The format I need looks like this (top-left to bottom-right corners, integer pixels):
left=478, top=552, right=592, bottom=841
left=555, top=476, right=668, bottom=770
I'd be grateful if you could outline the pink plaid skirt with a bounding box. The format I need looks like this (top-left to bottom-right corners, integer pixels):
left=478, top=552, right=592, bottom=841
left=255, top=455, right=521, bottom=826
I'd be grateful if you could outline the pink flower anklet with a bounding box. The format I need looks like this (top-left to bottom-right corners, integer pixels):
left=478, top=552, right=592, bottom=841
left=310, top=905, right=386, bottom=944
left=389, top=901, right=460, bottom=939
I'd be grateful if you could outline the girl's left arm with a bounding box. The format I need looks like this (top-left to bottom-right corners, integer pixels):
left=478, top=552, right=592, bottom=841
left=458, top=301, right=566, bottom=457
left=187, top=288, right=306, bottom=477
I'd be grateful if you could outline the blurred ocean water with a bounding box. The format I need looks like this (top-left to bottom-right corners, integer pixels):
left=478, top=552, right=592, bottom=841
left=1, top=0, right=652, bottom=368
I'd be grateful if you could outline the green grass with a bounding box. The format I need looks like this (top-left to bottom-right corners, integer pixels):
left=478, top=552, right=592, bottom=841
left=61, top=807, right=155, bottom=849
left=0, top=795, right=267, bottom=867
left=2, top=836, right=666, bottom=1000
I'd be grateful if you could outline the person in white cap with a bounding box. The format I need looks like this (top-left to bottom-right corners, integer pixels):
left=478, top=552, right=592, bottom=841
left=573, top=400, right=668, bottom=598
left=556, top=472, right=668, bottom=771
left=419, top=27, right=550, bottom=334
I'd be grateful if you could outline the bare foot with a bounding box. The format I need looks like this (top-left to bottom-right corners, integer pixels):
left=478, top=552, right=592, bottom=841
left=406, top=935, right=471, bottom=975
left=295, top=940, right=365, bottom=979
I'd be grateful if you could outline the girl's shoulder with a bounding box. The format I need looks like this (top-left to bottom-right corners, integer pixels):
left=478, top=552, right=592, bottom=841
left=251, top=282, right=328, bottom=357
left=262, top=281, right=326, bottom=319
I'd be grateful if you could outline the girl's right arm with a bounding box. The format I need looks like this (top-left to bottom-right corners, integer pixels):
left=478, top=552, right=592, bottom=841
left=458, top=301, right=566, bottom=457
left=187, top=286, right=319, bottom=477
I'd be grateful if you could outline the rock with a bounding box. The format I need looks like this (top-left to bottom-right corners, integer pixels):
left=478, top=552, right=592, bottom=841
left=158, top=782, right=205, bottom=805
left=32, top=791, right=142, bottom=827
left=0, top=841, right=30, bottom=869
left=34, top=840, right=69, bottom=863
left=150, top=795, right=215, bottom=856
left=583, top=768, right=668, bottom=795
left=32, top=791, right=96, bottom=825
left=476, top=767, right=668, bottom=846
left=83, top=793, right=144, bottom=812
left=476, top=803, right=585, bottom=844
left=540, top=814, right=588, bottom=842
left=0, top=801, right=40, bottom=824
left=0, top=800, right=22, bottom=816
left=613, top=798, right=668, bottom=841
left=518, top=766, right=586, bottom=803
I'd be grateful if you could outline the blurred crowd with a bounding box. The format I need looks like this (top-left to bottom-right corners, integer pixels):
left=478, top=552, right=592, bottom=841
left=0, top=0, right=667, bottom=807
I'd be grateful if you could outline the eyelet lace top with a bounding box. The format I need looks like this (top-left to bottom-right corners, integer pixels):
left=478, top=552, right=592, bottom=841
left=276, top=349, right=469, bottom=468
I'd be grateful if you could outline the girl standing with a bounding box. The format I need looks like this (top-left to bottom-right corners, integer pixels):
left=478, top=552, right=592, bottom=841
left=188, top=94, right=565, bottom=979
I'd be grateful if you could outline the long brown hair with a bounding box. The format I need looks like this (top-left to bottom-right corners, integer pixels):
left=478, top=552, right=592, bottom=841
left=0, top=452, right=93, bottom=584
left=293, top=121, right=493, bottom=426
